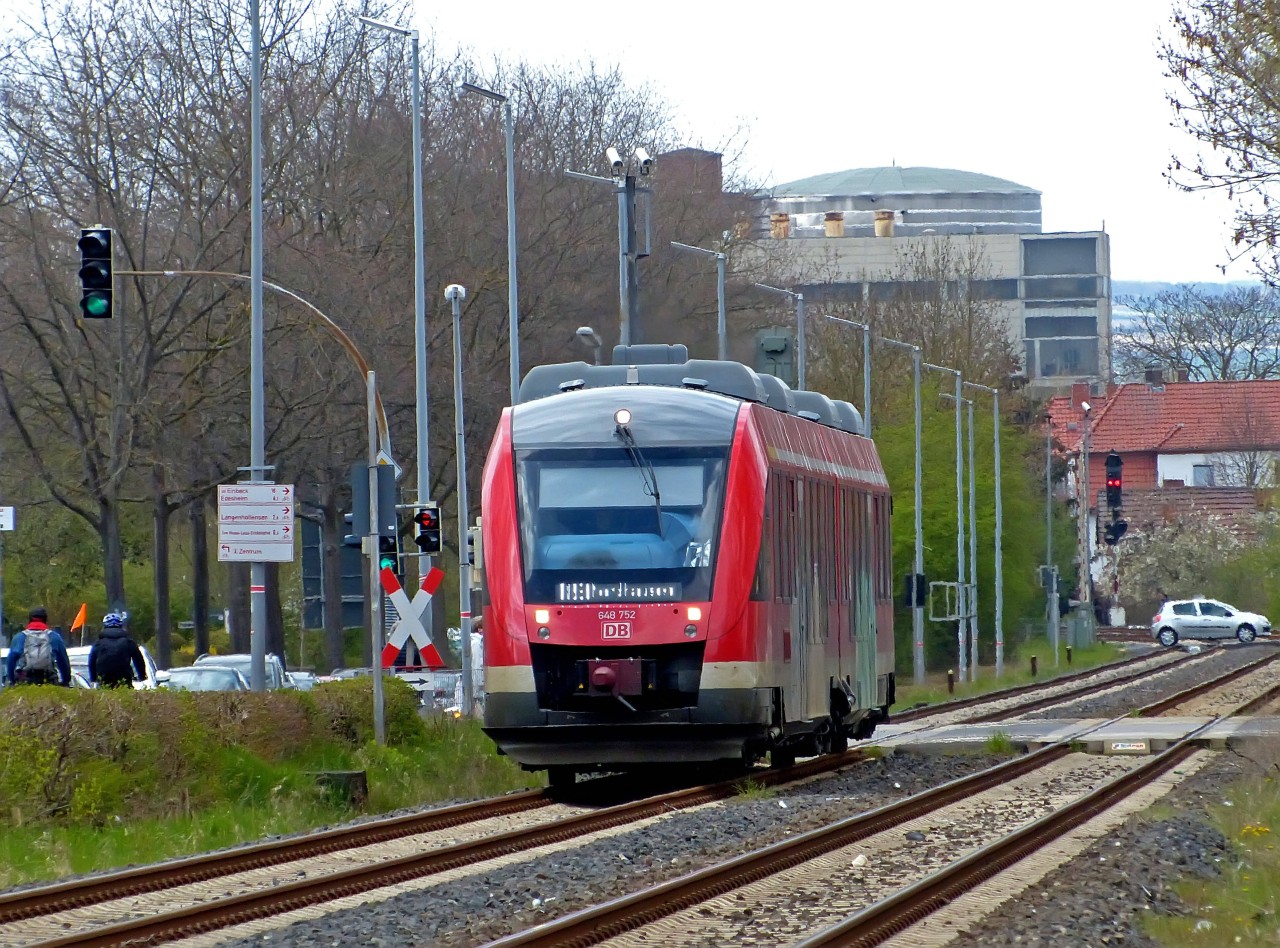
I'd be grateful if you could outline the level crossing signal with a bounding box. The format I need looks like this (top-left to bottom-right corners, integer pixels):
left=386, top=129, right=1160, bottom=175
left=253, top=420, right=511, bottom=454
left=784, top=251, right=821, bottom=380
left=413, top=503, right=442, bottom=554
left=78, top=227, right=114, bottom=319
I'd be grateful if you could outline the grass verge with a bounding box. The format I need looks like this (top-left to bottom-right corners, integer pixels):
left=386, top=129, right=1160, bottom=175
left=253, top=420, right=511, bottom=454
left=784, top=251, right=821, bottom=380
left=0, top=680, right=537, bottom=889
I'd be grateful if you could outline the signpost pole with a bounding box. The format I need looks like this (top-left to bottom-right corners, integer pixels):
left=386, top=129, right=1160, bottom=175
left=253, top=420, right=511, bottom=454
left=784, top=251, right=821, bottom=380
left=367, top=371, right=386, bottom=745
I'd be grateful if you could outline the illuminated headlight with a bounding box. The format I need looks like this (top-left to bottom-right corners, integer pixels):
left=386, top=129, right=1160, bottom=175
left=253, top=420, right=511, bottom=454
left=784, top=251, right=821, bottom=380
left=687, top=607, right=702, bottom=621
left=614, top=408, right=632, bottom=426
left=534, top=609, right=550, bottom=624
left=537, top=627, right=551, bottom=639
left=684, top=624, right=697, bottom=638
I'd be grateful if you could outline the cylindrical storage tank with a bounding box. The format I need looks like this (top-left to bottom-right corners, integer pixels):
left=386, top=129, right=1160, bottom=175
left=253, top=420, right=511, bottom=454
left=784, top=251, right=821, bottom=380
left=824, top=211, right=845, bottom=237
left=770, top=213, right=791, bottom=239
left=874, top=209, right=895, bottom=237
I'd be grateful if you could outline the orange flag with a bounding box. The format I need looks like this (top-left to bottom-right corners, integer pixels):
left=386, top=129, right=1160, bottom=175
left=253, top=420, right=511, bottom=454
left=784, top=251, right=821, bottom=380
left=71, top=603, right=88, bottom=631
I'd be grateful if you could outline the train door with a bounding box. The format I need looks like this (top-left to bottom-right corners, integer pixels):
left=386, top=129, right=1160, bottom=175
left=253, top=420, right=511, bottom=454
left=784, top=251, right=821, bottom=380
left=853, top=493, right=878, bottom=713
left=790, top=477, right=809, bottom=719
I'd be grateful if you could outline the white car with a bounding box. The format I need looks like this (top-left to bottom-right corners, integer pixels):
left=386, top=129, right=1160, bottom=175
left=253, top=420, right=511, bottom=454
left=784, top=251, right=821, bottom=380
left=1151, top=598, right=1272, bottom=647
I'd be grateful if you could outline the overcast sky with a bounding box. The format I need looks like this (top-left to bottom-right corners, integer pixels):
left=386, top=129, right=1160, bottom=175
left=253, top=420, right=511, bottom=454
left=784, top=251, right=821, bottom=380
left=421, top=0, right=1249, bottom=285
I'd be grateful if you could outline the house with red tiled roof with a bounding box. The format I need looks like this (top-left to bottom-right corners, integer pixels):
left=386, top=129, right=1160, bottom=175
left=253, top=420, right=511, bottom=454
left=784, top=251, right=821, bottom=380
left=1046, top=378, right=1280, bottom=622
left=1047, top=378, right=1280, bottom=495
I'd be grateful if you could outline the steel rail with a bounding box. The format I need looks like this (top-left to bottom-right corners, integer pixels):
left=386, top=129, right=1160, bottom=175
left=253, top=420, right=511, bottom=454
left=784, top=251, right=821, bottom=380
left=483, top=657, right=1278, bottom=947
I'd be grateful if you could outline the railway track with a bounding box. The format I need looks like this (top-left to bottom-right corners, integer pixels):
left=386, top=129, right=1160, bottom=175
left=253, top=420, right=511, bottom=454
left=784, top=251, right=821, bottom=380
left=477, top=653, right=1280, bottom=947
left=2, top=648, right=1264, bottom=947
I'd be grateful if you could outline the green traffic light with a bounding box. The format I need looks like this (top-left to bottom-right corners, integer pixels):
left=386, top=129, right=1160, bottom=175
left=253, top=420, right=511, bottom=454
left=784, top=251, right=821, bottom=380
left=82, top=292, right=111, bottom=317
left=380, top=556, right=397, bottom=570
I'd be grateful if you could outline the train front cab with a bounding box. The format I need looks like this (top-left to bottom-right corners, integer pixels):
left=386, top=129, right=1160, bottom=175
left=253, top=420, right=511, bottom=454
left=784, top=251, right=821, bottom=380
left=481, top=386, right=771, bottom=776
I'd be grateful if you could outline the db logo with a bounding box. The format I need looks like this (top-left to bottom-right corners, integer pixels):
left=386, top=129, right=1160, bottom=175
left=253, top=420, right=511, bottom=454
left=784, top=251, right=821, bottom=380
left=601, top=621, right=632, bottom=640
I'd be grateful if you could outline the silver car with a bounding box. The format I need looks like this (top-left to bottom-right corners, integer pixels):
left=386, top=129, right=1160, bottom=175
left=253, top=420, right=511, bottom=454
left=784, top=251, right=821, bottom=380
left=162, top=665, right=250, bottom=692
left=1151, top=598, right=1272, bottom=647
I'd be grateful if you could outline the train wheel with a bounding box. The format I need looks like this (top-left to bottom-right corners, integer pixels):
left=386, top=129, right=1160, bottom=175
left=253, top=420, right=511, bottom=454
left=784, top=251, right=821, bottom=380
left=771, top=747, right=796, bottom=769
left=546, top=766, right=577, bottom=788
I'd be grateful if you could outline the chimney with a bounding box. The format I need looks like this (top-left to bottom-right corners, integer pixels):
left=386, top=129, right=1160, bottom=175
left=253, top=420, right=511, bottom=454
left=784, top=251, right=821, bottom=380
left=1071, top=382, right=1090, bottom=409
left=873, top=209, right=895, bottom=238
left=770, top=213, right=790, bottom=239
left=824, top=211, right=845, bottom=238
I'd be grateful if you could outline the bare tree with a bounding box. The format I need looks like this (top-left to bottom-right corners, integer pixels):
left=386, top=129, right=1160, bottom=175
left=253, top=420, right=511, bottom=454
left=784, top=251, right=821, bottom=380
left=1114, top=285, right=1280, bottom=380
left=1162, top=0, right=1280, bottom=280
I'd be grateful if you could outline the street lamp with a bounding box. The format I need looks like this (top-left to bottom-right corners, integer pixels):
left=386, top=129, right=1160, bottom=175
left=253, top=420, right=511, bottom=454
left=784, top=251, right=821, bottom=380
left=566, top=147, right=653, bottom=347
left=924, top=362, right=966, bottom=679
left=822, top=315, right=873, bottom=437
left=460, top=81, right=520, bottom=404
left=575, top=326, right=603, bottom=365
left=753, top=283, right=806, bottom=389
left=445, top=283, right=475, bottom=714
left=964, top=381, right=1004, bottom=676
left=880, top=337, right=924, bottom=683
left=671, top=241, right=727, bottom=360
left=357, top=15, right=432, bottom=616
left=943, top=392, right=977, bottom=681
left=1078, top=401, right=1094, bottom=641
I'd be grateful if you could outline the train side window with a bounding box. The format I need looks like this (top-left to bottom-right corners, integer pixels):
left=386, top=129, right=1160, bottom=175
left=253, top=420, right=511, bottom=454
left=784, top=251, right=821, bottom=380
left=751, top=481, right=773, bottom=601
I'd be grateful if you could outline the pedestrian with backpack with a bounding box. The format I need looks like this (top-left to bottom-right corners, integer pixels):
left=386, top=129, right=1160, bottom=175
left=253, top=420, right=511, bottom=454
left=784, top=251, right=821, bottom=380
left=89, top=612, right=146, bottom=689
left=5, top=607, right=72, bottom=687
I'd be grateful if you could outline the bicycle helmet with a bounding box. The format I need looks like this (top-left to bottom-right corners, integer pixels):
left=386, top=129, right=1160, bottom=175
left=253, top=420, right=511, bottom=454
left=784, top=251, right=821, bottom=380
left=103, top=611, right=126, bottom=628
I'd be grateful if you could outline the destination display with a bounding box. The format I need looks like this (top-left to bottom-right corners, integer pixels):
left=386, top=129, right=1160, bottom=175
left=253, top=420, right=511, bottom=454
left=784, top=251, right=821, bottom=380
left=556, top=581, right=682, bottom=603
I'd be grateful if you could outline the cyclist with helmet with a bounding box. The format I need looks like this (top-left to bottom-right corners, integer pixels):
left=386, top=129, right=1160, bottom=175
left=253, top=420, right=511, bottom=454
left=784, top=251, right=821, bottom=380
left=89, top=612, right=146, bottom=689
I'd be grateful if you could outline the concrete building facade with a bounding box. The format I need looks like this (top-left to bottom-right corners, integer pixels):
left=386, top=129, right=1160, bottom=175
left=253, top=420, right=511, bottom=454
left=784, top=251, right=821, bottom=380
left=756, top=166, right=1112, bottom=393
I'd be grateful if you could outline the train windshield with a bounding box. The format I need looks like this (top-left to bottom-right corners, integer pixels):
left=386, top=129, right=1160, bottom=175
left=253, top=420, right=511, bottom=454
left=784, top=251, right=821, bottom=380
left=515, top=446, right=728, bottom=603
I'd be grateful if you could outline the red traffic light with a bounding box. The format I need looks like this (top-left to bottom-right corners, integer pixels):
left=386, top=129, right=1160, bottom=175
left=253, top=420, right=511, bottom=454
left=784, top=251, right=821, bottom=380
left=413, top=506, right=438, bottom=529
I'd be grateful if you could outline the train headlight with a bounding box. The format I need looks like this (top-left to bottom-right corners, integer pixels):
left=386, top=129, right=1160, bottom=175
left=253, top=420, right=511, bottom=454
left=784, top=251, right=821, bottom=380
left=614, top=408, right=632, bottom=426
left=686, top=607, right=702, bottom=621
left=534, top=609, right=550, bottom=624
left=684, top=624, right=697, bottom=638
left=537, top=627, right=551, bottom=639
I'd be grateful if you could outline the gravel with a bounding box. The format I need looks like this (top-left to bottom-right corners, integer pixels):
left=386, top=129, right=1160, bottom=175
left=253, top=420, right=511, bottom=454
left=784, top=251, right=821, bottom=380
left=227, top=753, right=1012, bottom=947
left=208, top=647, right=1280, bottom=946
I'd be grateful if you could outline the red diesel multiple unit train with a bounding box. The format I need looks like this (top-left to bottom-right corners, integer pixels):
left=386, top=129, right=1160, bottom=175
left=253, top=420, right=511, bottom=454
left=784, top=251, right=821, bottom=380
left=480, top=344, right=894, bottom=784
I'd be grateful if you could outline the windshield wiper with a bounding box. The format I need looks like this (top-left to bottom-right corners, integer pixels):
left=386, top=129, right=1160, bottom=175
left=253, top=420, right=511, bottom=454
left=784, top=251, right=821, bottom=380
left=615, top=422, right=663, bottom=536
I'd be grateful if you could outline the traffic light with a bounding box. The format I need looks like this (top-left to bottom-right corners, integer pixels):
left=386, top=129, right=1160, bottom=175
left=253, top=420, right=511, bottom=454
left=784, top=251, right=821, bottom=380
left=78, top=227, right=114, bottom=319
left=1104, top=519, right=1129, bottom=546
left=342, top=512, right=360, bottom=547
left=413, top=503, right=442, bottom=554
left=1104, top=451, right=1123, bottom=509
left=378, top=534, right=400, bottom=573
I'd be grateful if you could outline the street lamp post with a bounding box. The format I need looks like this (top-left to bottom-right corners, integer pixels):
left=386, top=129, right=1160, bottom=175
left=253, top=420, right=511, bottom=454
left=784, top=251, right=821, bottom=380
left=575, top=326, right=603, bottom=365
left=461, top=82, right=520, bottom=403
left=753, top=283, right=806, bottom=389
left=1046, top=415, right=1061, bottom=664
left=880, top=338, right=924, bottom=683
left=358, top=15, right=433, bottom=642
left=566, top=147, right=653, bottom=347
left=671, top=241, right=727, bottom=360
left=964, top=381, right=1004, bottom=676
left=1079, top=401, right=1094, bottom=647
left=823, top=315, right=873, bottom=437
left=446, top=283, right=475, bottom=714
left=944, top=392, right=978, bottom=681
left=925, top=363, right=965, bottom=678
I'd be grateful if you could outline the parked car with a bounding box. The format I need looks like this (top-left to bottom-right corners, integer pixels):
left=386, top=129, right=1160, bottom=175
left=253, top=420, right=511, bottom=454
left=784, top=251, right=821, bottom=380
left=286, top=670, right=317, bottom=691
left=162, top=665, right=251, bottom=692
left=66, top=644, right=162, bottom=689
left=1151, top=598, right=1272, bottom=647
left=193, top=652, right=290, bottom=689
